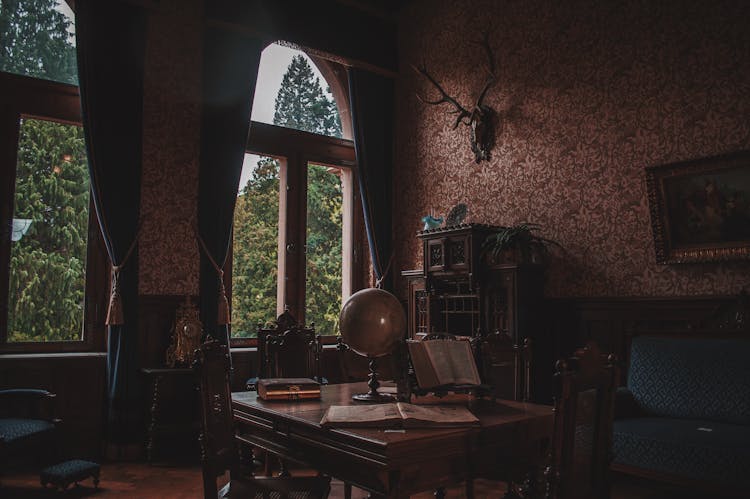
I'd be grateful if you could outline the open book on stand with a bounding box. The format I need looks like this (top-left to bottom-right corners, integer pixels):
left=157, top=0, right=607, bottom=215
left=320, top=402, right=479, bottom=428
left=407, top=338, right=481, bottom=390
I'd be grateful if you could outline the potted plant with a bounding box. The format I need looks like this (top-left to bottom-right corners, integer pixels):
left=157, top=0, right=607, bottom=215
left=481, top=222, right=560, bottom=265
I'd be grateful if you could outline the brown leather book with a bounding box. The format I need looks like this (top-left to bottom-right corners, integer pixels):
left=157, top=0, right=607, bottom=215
left=257, top=378, right=321, bottom=401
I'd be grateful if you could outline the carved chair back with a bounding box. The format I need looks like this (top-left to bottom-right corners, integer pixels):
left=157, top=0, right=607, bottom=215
left=195, top=339, right=331, bottom=499
left=258, top=311, right=322, bottom=381
left=477, top=332, right=532, bottom=401
left=194, top=339, right=237, bottom=499
left=545, top=342, right=618, bottom=499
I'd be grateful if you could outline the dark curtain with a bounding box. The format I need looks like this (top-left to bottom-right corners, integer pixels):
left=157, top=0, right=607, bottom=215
left=198, top=28, right=262, bottom=343
left=348, top=68, right=395, bottom=291
left=76, top=0, right=147, bottom=443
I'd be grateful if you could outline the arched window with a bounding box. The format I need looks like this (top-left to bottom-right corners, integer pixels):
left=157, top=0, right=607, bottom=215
left=231, top=43, right=357, bottom=340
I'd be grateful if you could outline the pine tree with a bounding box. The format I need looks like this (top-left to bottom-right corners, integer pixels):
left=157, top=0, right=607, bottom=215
left=0, top=0, right=78, bottom=85
left=231, top=158, right=279, bottom=336
left=3, top=1, right=87, bottom=342
left=8, top=118, right=89, bottom=341
left=273, top=55, right=342, bottom=138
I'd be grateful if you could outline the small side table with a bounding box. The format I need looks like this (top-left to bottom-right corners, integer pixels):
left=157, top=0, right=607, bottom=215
left=141, top=367, right=199, bottom=463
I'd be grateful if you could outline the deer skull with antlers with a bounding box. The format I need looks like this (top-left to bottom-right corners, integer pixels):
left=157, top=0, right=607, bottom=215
left=413, top=32, right=497, bottom=163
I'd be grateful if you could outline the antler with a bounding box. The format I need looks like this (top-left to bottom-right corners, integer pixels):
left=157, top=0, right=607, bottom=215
left=412, top=63, right=472, bottom=129
left=472, top=30, right=496, bottom=113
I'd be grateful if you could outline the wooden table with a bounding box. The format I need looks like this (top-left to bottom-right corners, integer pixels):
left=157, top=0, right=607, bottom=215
left=232, top=383, right=553, bottom=498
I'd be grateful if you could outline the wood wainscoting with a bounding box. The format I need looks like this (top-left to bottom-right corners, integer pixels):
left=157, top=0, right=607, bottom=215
left=547, top=294, right=743, bottom=374
left=0, top=352, right=106, bottom=459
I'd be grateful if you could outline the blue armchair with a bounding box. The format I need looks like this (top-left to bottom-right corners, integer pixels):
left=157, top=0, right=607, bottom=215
left=612, top=335, right=750, bottom=495
left=0, top=389, right=59, bottom=473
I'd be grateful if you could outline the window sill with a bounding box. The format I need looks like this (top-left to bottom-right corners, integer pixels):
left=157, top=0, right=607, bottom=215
left=0, top=351, right=107, bottom=360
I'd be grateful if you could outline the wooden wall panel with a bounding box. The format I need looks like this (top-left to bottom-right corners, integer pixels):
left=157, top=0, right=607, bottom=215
left=0, top=353, right=106, bottom=459
left=547, top=295, right=743, bottom=376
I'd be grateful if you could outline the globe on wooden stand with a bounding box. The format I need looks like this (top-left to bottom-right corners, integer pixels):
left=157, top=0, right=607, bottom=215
left=339, top=288, right=406, bottom=402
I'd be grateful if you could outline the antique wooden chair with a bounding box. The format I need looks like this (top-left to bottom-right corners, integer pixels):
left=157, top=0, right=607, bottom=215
left=0, top=388, right=60, bottom=477
left=250, top=311, right=325, bottom=477
left=247, top=310, right=323, bottom=390
left=263, top=320, right=323, bottom=383
left=544, top=342, right=618, bottom=499
left=194, top=338, right=331, bottom=499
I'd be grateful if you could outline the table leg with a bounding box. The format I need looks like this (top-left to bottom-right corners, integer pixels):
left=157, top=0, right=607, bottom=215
left=465, top=478, right=474, bottom=499
left=146, top=374, right=163, bottom=463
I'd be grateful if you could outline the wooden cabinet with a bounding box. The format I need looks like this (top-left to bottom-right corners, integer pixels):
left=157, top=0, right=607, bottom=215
left=403, top=224, right=549, bottom=401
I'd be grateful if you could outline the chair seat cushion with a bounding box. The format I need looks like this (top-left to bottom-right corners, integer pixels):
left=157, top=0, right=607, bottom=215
left=0, top=418, right=55, bottom=444
left=40, top=459, right=100, bottom=489
left=613, top=417, right=750, bottom=487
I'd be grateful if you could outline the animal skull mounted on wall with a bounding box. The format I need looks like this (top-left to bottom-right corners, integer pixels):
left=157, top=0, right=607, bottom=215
left=413, top=32, right=497, bottom=163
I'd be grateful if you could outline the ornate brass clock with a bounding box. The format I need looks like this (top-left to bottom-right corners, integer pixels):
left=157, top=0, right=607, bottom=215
left=166, top=297, right=203, bottom=367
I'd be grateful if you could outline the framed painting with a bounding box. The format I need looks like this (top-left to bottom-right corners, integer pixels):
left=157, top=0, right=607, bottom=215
left=646, top=151, right=750, bottom=264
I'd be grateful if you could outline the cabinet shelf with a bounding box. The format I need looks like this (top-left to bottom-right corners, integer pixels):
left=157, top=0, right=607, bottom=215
left=403, top=224, right=548, bottom=402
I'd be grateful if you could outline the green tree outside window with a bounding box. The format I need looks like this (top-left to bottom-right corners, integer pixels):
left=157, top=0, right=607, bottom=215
left=232, top=53, right=344, bottom=337
left=2, top=0, right=90, bottom=343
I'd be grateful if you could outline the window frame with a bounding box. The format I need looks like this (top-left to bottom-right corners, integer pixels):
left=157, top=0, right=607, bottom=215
left=228, top=121, right=362, bottom=348
left=0, top=72, right=108, bottom=353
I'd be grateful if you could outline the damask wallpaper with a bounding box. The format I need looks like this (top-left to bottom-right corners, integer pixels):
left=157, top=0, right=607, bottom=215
left=394, top=0, right=750, bottom=298
left=139, top=2, right=203, bottom=295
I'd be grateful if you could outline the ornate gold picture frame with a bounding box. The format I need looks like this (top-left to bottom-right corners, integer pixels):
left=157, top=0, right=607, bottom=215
left=646, top=151, right=750, bottom=264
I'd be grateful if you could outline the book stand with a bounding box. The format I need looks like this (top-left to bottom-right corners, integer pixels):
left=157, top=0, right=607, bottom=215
left=410, top=382, right=492, bottom=400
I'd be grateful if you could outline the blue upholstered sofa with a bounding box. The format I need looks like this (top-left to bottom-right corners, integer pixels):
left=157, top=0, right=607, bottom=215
left=612, top=335, right=750, bottom=493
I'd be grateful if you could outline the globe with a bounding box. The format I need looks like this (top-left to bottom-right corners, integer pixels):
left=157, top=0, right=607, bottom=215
left=339, top=287, right=406, bottom=358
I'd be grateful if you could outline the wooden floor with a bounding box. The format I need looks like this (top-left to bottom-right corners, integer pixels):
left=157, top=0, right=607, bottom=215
left=0, top=462, right=704, bottom=498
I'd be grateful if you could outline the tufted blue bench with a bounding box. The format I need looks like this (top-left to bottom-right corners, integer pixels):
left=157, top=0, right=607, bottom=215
left=40, top=459, right=100, bottom=490
left=612, top=335, right=750, bottom=494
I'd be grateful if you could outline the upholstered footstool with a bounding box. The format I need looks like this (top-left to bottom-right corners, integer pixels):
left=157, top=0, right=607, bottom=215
left=40, top=459, right=100, bottom=490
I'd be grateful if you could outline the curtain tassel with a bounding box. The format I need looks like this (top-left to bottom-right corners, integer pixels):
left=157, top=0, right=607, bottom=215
left=216, top=270, right=230, bottom=326
left=106, top=266, right=124, bottom=326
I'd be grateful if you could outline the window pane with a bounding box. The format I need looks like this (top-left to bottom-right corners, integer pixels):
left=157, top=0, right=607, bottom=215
left=0, top=0, right=78, bottom=85
left=232, top=154, right=280, bottom=338
left=251, top=43, right=342, bottom=139
left=305, top=164, right=343, bottom=335
left=8, top=117, right=89, bottom=342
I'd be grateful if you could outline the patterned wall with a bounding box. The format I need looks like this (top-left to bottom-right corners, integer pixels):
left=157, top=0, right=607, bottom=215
left=394, top=0, right=750, bottom=298
left=140, top=2, right=203, bottom=295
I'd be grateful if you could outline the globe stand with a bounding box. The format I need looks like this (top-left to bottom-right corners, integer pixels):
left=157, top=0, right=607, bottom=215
left=352, top=357, right=395, bottom=403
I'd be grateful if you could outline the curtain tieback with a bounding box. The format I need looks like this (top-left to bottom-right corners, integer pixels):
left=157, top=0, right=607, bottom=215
left=105, top=228, right=140, bottom=326
left=196, top=230, right=230, bottom=325
left=375, top=253, right=395, bottom=289
left=106, top=266, right=123, bottom=326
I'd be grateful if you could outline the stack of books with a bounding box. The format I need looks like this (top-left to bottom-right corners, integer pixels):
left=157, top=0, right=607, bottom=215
left=257, top=377, right=321, bottom=401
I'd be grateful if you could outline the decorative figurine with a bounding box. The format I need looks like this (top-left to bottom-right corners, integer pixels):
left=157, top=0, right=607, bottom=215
left=421, top=214, right=444, bottom=231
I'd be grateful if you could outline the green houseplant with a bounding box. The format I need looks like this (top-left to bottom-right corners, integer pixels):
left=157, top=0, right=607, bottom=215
left=480, top=222, right=560, bottom=264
